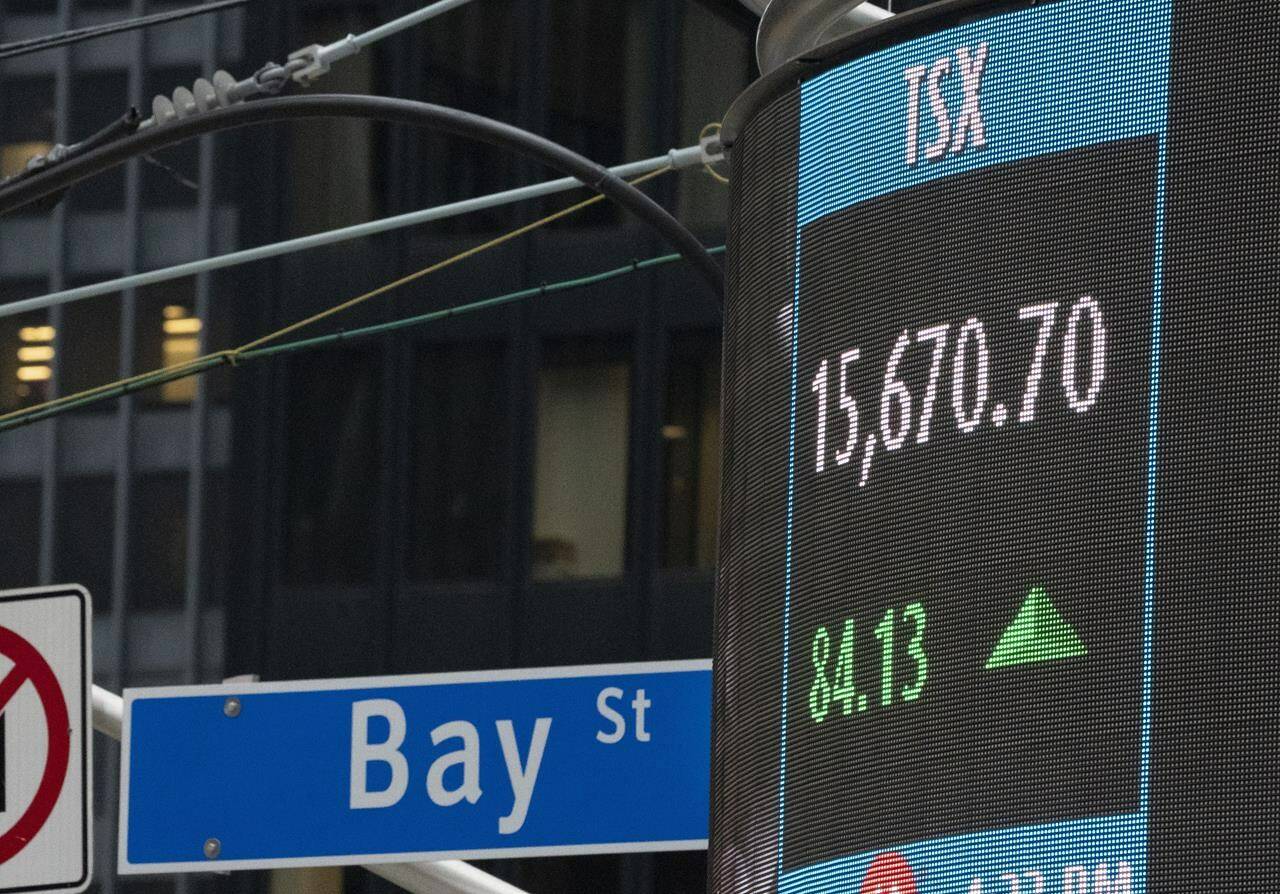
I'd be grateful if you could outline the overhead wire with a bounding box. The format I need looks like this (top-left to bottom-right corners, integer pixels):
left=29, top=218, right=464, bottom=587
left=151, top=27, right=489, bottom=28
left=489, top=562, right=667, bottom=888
left=0, top=143, right=721, bottom=320
left=0, top=95, right=724, bottom=297
left=0, top=241, right=725, bottom=432
left=0, top=0, right=247, bottom=61
left=0, top=167, right=687, bottom=433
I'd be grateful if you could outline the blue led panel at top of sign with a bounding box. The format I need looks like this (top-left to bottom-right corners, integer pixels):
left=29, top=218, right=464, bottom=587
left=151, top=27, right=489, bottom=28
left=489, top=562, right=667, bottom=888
left=771, top=0, right=1172, bottom=889
left=795, top=0, right=1171, bottom=227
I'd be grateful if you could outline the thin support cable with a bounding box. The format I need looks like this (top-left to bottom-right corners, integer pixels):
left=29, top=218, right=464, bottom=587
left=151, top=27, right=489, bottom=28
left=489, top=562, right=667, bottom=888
left=0, top=0, right=247, bottom=61
left=0, top=95, right=724, bottom=297
left=0, top=167, right=675, bottom=428
left=0, top=143, right=716, bottom=320
left=288, top=0, right=480, bottom=83
left=355, top=0, right=477, bottom=47
left=0, top=245, right=724, bottom=433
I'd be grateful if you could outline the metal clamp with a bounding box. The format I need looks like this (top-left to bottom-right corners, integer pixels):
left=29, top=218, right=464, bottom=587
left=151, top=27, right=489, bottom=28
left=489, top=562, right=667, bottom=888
left=287, top=34, right=361, bottom=87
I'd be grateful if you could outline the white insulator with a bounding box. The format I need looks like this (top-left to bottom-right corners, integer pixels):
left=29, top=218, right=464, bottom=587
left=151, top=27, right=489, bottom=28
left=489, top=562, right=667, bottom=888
left=192, top=78, right=218, bottom=112
left=152, top=94, right=178, bottom=125
left=212, top=70, right=237, bottom=106
left=172, top=86, right=198, bottom=118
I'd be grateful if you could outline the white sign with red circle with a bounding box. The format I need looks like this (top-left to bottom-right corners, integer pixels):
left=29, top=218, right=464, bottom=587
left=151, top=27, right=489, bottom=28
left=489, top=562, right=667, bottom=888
left=0, top=587, right=91, bottom=894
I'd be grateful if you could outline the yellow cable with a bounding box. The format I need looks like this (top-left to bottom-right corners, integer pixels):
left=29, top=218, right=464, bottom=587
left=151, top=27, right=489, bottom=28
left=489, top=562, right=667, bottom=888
left=699, top=122, right=730, bottom=185
left=0, top=166, right=672, bottom=427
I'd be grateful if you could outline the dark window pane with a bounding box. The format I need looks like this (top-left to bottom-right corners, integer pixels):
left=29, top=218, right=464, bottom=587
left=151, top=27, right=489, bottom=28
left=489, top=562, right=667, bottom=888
left=129, top=474, right=187, bottom=610
left=661, top=332, right=722, bottom=570
left=55, top=477, right=114, bottom=612
left=282, top=350, right=380, bottom=584
left=199, top=472, right=229, bottom=607
left=285, top=39, right=380, bottom=233
left=547, top=0, right=626, bottom=162
left=416, top=0, right=521, bottom=232
left=516, top=855, right=621, bottom=894
left=0, top=78, right=55, bottom=172
left=408, top=342, right=507, bottom=581
left=141, top=67, right=202, bottom=209
left=67, top=70, right=127, bottom=211
left=0, top=1, right=57, bottom=12
left=59, top=288, right=120, bottom=403
left=532, top=340, right=630, bottom=580
left=653, top=851, right=709, bottom=893
left=0, top=478, right=41, bottom=589
left=546, top=0, right=627, bottom=227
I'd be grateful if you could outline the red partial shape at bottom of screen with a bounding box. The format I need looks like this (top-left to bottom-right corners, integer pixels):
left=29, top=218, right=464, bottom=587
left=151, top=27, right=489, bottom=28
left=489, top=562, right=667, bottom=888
left=860, top=852, right=918, bottom=894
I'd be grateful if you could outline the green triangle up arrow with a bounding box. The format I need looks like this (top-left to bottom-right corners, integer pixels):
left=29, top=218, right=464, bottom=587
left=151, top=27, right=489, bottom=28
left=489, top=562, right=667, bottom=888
left=985, top=587, right=1087, bottom=670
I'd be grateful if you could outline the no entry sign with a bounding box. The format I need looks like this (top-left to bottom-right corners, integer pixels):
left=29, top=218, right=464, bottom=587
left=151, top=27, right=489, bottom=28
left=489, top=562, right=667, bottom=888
left=0, top=587, right=91, bottom=894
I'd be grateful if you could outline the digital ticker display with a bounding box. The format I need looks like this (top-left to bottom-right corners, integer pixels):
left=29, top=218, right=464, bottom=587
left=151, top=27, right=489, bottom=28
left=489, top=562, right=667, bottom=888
left=712, top=0, right=1278, bottom=892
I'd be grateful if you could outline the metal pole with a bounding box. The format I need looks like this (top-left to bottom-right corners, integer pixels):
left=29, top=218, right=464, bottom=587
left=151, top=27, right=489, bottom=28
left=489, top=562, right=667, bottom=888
left=0, top=144, right=712, bottom=319
left=90, top=685, right=533, bottom=894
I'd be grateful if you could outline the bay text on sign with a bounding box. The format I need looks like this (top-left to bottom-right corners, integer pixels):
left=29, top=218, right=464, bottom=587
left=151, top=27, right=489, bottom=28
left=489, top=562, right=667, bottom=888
left=121, top=660, right=711, bottom=873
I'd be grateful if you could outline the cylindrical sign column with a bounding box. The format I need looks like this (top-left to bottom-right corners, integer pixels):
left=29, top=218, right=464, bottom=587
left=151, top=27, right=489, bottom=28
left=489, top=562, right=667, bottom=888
left=711, top=1, right=1279, bottom=891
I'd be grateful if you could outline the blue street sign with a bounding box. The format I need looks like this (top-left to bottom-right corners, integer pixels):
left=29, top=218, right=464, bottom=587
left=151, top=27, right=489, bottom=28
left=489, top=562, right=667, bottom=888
left=119, top=660, right=711, bottom=873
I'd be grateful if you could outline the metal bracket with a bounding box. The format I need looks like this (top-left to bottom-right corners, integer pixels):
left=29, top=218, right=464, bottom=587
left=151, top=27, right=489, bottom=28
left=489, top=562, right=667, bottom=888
left=288, top=35, right=361, bottom=86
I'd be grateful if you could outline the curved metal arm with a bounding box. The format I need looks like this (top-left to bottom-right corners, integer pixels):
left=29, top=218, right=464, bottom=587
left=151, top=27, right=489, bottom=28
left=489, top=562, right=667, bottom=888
left=0, top=95, right=723, bottom=305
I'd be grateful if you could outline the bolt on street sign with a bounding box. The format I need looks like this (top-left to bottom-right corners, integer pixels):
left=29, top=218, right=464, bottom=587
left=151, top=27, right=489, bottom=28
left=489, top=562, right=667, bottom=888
left=0, top=586, right=92, bottom=894
left=120, top=659, right=711, bottom=873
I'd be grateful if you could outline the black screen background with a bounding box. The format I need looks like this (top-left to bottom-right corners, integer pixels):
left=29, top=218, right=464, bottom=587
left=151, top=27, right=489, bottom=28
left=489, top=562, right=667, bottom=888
left=782, top=139, right=1154, bottom=869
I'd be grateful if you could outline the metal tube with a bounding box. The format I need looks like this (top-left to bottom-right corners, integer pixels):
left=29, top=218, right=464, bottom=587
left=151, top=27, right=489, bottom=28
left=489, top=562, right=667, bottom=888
left=366, top=860, right=530, bottom=894
left=92, top=684, right=123, bottom=739
left=90, top=685, right=532, bottom=894
left=0, top=145, right=708, bottom=320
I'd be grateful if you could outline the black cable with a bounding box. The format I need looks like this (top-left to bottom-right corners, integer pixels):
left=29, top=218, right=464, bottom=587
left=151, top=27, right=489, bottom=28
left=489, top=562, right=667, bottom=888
left=0, top=0, right=247, bottom=61
left=0, top=95, right=724, bottom=303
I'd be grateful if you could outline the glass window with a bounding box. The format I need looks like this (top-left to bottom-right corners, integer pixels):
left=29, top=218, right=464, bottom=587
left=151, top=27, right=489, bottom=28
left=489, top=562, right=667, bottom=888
left=282, top=349, right=381, bottom=584
left=141, top=67, right=202, bottom=209
left=516, top=855, right=621, bottom=893
left=285, top=14, right=380, bottom=233
left=54, top=476, right=115, bottom=612
left=545, top=0, right=629, bottom=227
left=547, top=0, right=627, bottom=164
left=0, top=478, right=41, bottom=589
left=129, top=474, right=187, bottom=610
left=134, top=280, right=203, bottom=406
left=661, top=332, right=721, bottom=570
left=0, top=282, right=54, bottom=413
left=127, top=472, right=230, bottom=610
left=58, top=285, right=120, bottom=403
left=67, top=70, right=128, bottom=211
left=0, top=77, right=55, bottom=177
left=0, top=0, right=57, bottom=12
left=408, top=341, right=508, bottom=581
left=532, top=340, right=630, bottom=580
left=416, top=0, right=522, bottom=232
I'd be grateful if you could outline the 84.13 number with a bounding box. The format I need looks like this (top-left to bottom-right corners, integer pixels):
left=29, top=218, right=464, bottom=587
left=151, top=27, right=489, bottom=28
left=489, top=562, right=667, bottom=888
left=808, top=602, right=928, bottom=723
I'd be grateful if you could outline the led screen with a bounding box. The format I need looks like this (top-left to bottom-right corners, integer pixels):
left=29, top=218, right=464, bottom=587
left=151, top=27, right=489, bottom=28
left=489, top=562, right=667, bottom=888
left=712, top=0, right=1278, bottom=891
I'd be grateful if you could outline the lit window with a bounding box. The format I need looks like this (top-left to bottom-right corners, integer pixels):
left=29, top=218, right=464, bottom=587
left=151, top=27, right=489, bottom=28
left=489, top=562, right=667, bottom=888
left=0, top=141, right=54, bottom=179
left=15, top=322, right=55, bottom=397
left=159, top=305, right=202, bottom=403
left=532, top=341, right=631, bottom=580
